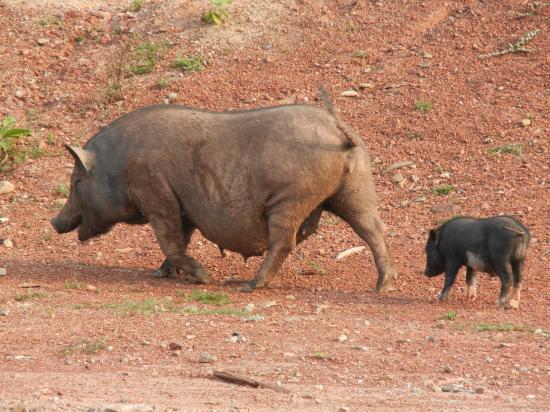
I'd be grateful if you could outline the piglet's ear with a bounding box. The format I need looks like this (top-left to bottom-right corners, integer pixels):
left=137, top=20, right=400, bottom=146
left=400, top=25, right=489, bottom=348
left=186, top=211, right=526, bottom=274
left=429, top=229, right=439, bottom=245
left=65, top=144, right=95, bottom=175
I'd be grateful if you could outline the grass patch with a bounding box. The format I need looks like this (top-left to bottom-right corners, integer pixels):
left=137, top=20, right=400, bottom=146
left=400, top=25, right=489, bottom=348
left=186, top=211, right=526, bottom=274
left=188, top=290, right=230, bottom=305
left=38, top=15, right=62, bottom=27
left=60, top=340, right=106, bottom=357
left=129, top=41, right=168, bottom=75
left=312, top=351, right=331, bottom=360
left=442, top=310, right=457, bottom=321
left=181, top=306, right=246, bottom=316
left=173, top=55, right=204, bottom=72
left=1, top=116, right=31, bottom=169
left=488, top=143, right=523, bottom=156
left=304, top=260, right=327, bottom=276
left=56, top=184, right=69, bottom=197
left=476, top=322, right=520, bottom=332
left=433, top=184, right=453, bottom=196
left=14, top=291, right=47, bottom=302
left=103, top=298, right=163, bottom=315
left=64, top=279, right=84, bottom=290
left=156, top=77, right=169, bottom=89
left=354, top=50, right=368, bottom=59
left=415, top=100, right=433, bottom=113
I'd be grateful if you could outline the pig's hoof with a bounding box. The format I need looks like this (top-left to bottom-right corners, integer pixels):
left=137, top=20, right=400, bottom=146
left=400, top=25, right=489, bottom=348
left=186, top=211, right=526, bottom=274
left=193, top=270, right=212, bottom=284
left=152, top=269, right=171, bottom=278
left=507, top=299, right=519, bottom=309
left=240, top=282, right=256, bottom=293
left=375, top=278, right=396, bottom=293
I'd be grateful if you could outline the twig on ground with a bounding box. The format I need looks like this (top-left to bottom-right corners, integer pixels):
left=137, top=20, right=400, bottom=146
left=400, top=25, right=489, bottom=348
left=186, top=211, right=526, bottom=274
left=212, top=370, right=290, bottom=394
left=477, top=29, right=540, bottom=59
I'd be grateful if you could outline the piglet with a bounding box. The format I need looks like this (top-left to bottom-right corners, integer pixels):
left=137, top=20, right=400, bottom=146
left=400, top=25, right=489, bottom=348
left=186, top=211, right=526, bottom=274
left=424, top=216, right=530, bottom=308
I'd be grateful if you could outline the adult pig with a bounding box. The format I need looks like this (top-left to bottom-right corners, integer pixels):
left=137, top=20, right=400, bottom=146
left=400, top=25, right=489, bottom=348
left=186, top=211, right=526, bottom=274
left=51, top=90, right=397, bottom=292
left=424, top=216, right=530, bottom=307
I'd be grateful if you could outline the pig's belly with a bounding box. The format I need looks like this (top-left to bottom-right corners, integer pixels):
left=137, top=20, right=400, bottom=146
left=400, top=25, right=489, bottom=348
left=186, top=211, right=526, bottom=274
left=192, top=209, right=270, bottom=257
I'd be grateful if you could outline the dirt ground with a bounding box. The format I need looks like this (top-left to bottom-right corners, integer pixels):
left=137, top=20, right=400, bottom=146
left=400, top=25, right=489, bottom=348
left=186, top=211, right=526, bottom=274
left=1, top=0, right=549, bottom=410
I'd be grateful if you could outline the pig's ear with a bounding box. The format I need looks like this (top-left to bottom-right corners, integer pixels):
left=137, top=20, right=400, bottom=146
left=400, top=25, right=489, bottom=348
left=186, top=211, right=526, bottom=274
left=429, top=229, right=439, bottom=245
left=65, top=145, right=95, bottom=175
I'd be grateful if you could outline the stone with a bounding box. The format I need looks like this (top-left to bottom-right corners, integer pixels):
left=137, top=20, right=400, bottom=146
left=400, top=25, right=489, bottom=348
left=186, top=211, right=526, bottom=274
left=229, top=331, right=246, bottom=343
left=384, top=160, right=416, bottom=173
left=475, top=387, right=485, bottom=394
left=354, top=345, right=368, bottom=352
left=15, top=89, right=25, bottom=99
left=0, top=307, right=9, bottom=316
left=244, top=303, right=255, bottom=313
left=0, top=181, right=14, bottom=194
left=261, top=300, right=277, bottom=308
left=337, top=334, right=348, bottom=342
left=521, top=118, right=531, bottom=127
left=198, top=352, right=215, bottom=363
left=427, top=336, right=436, bottom=342
left=166, top=92, right=178, bottom=102
left=337, top=407, right=350, bottom=412
left=86, top=285, right=97, bottom=291
left=392, top=173, right=405, bottom=183
left=101, top=405, right=154, bottom=412
left=0, top=217, right=8, bottom=223
left=3, top=239, right=13, bottom=248
left=358, top=83, right=373, bottom=89
left=0, top=268, right=6, bottom=276
left=443, top=365, right=453, bottom=374
left=168, top=342, right=182, bottom=351
left=340, top=90, right=358, bottom=97
left=37, top=37, right=50, bottom=45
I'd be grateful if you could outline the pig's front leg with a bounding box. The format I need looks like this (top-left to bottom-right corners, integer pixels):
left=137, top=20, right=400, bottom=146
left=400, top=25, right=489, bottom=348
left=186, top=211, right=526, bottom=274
left=465, top=267, right=478, bottom=301
left=439, top=260, right=461, bottom=302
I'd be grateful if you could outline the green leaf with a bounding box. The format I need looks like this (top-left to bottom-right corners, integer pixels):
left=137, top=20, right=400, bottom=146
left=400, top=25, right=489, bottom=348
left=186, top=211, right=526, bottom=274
left=2, top=128, right=30, bottom=138
left=1, top=116, right=16, bottom=129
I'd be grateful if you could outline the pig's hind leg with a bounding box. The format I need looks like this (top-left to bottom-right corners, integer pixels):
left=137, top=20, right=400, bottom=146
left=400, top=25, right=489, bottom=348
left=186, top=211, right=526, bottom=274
left=493, top=261, right=513, bottom=307
left=509, top=259, right=524, bottom=309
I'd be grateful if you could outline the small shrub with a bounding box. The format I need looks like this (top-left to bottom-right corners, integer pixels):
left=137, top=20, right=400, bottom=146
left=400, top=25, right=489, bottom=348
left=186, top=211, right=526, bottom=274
left=15, top=291, right=47, bottom=302
left=129, top=41, right=168, bottom=75
left=312, top=351, right=331, bottom=359
left=305, top=260, right=327, bottom=276
left=64, top=279, right=84, bottom=290
left=433, top=184, right=453, bottom=196
left=203, top=0, right=232, bottom=25
left=488, top=144, right=523, bottom=156
left=156, top=77, right=169, bottom=89
left=173, top=55, right=204, bottom=72
left=415, top=100, right=433, bottom=112
left=129, top=0, right=145, bottom=12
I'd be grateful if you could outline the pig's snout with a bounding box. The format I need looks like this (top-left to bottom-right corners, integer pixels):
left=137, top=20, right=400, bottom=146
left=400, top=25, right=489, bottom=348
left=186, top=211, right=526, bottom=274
left=51, top=215, right=81, bottom=234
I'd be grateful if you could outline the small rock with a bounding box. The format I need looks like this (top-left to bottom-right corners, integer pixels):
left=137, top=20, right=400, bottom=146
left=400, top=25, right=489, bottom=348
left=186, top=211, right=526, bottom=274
left=358, top=83, right=373, bottom=89
left=0, top=268, right=6, bottom=276
left=427, top=336, right=436, bottom=342
left=411, top=175, right=420, bottom=183
left=340, top=90, right=358, bottom=97
left=526, top=394, right=536, bottom=400
left=229, top=331, right=246, bottom=343
left=286, top=294, right=296, bottom=300
left=429, top=384, right=441, bottom=393
left=37, top=37, right=50, bottom=45
left=115, top=247, right=133, bottom=254
left=422, top=52, right=433, bottom=58
left=244, top=314, right=264, bottom=322
left=261, top=300, right=277, bottom=308
left=440, top=172, right=450, bottom=178
left=0, top=181, right=14, bottom=194
left=441, top=383, right=462, bottom=393
left=15, top=89, right=25, bottom=99
left=166, top=92, right=178, bottom=102
left=3, top=239, right=13, bottom=248
left=85, top=285, right=97, bottom=291
left=443, top=365, right=453, bottom=374
left=475, top=387, right=485, bottom=394
left=485, top=356, right=493, bottom=364
left=337, top=407, right=350, bottom=412
left=101, top=404, right=154, bottom=412
left=499, top=342, right=514, bottom=348
left=198, top=352, right=215, bottom=363
left=392, top=173, right=405, bottom=184
left=244, top=303, right=255, bottom=313
left=384, top=160, right=416, bottom=173
left=354, top=345, right=368, bottom=352
left=414, top=196, right=426, bottom=203
left=0, top=217, right=8, bottom=223
left=436, top=319, right=446, bottom=329
left=336, top=334, right=348, bottom=342
left=0, top=307, right=9, bottom=316
left=315, top=384, right=324, bottom=391
left=364, top=320, right=371, bottom=327
left=168, top=342, right=182, bottom=351
left=521, top=118, right=531, bottom=127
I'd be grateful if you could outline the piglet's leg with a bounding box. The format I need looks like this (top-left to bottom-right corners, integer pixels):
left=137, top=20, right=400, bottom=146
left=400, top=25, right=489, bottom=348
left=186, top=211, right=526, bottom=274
left=439, top=261, right=461, bottom=302
left=465, top=267, right=478, bottom=302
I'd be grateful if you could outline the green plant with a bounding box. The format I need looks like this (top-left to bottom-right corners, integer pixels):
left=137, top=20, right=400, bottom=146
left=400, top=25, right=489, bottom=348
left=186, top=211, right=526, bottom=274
left=173, top=55, right=204, bottom=72
left=57, top=184, right=70, bottom=197
left=442, top=310, right=457, bottom=321
left=305, top=260, right=327, bottom=275
left=203, top=0, right=232, bottom=25
left=354, top=50, right=368, bottom=59
left=43, top=230, right=52, bottom=242
left=38, top=15, right=62, bottom=27
left=60, top=340, right=106, bottom=356
left=433, top=184, right=453, bottom=196
left=181, top=306, right=246, bottom=316
left=64, top=279, right=84, bottom=290
left=488, top=143, right=523, bottom=156
left=188, top=290, right=230, bottom=305
left=0, top=116, right=30, bottom=167
left=312, top=351, right=331, bottom=359
left=415, top=100, right=433, bottom=113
